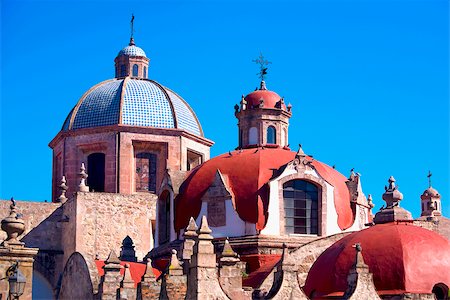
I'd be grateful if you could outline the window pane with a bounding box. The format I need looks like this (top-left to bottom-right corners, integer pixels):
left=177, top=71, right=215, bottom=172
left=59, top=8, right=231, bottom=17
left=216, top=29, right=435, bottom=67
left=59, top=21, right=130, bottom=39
left=283, top=180, right=319, bottom=235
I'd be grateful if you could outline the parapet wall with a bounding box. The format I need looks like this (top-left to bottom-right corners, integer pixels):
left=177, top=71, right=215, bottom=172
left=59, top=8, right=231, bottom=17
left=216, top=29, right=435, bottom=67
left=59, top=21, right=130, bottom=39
left=69, top=191, right=156, bottom=263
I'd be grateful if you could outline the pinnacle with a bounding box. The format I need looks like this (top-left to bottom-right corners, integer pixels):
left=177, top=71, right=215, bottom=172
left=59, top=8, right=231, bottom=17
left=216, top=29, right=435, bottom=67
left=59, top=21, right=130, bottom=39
left=221, top=239, right=237, bottom=258
left=198, top=215, right=212, bottom=235
left=105, top=250, right=121, bottom=264
left=186, top=217, right=198, bottom=232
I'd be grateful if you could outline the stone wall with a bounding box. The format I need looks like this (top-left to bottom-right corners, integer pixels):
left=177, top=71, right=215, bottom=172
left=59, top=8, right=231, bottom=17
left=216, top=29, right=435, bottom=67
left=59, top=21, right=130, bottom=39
left=68, top=192, right=156, bottom=264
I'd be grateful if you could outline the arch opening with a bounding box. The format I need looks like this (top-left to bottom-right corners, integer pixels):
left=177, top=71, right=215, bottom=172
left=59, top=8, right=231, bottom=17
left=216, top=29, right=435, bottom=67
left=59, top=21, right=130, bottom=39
left=267, top=125, right=276, bottom=144
left=87, top=152, right=105, bottom=192
left=132, top=64, right=139, bottom=76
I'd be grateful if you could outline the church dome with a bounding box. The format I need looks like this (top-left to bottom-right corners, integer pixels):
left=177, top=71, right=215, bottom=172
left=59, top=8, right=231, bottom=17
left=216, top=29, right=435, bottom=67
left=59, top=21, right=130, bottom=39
left=118, top=44, right=147, bottom=57
left=244, top=81, right=286, bottom=109
left=421, top=186, right=440, bottom=199
left=174, top=147, right=354, bottom=231
left=304, top=222, right=450, bottom=298
left=62, top=78, right=203, bottom=136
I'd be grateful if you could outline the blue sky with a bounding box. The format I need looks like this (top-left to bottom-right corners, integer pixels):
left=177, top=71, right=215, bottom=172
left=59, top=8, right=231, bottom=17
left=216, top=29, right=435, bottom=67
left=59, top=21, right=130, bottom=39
left=1, top=0, right=448, bottom=218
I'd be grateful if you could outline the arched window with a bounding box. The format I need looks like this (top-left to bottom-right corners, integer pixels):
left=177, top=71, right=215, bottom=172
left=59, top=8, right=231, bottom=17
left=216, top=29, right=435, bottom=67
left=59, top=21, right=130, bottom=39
left=87, top=153, right=105, bottom=192
left=267, top=126, right=276, bottom=144
left=143, top=66, right=147, bottom=78
left=432, top=283, right=449, bottom=300
left=120, top=65, right=127, bottom=77
left=249, top=127, right=258, bottom=145
left=158, top=191, right=171, bottom=244
left=135, top=152, right=157, bottom=192
left=283, top=180, right=318, bottom=234
left=132, top=64, right=139, bottom=77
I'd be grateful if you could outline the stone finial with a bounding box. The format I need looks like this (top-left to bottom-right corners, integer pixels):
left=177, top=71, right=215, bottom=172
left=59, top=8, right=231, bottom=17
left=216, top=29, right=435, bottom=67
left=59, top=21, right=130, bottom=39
left=367, top=195, right=374, bottom=209
left=78, top=163, right=89, bottom=192
left=382, top=176, right=403, bottom=208
left=373, top=176, right=412, bottom=224
left=260, top=80, right=267, bottom=90
left=1, top=198, right=25, bottom=246
left=295, top=144, right=305, bottom=158
left=240, top=95, right=247, bottom=111
left=198, top=215, right=213, bottom=240
left=105, top=250, right=121, bottom=267
left=122, top=263, right=135, bottom=288
left=184, top=217, right=198, bottom=238
left=349, top=168, right=356, bottom=181
left=343, top=243, right=381, bottom=300
left=287, top=103, right=292, bottom=112
left=234, top=104, right=239, bottom=114
left=120, top=235, right=137, bottom=262
left=281, top=243, right=296, bottom=269
left=143, top=258, right=156, bottom=282
left=57, top=175, right=68, bottom=203
left=169, top=249, right=183, bottom=276
left=221, top=239, right=238, bottom=258
left=352, top=243, right=366, bottom=268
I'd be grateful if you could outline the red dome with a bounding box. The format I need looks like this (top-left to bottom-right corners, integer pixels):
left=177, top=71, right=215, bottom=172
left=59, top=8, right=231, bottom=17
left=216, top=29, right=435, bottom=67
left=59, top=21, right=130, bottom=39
left=174, top=148, right=354, bottom=231
left=244, top=89, right=286, bottom=109
left=304, top=222, right=450, bottom=298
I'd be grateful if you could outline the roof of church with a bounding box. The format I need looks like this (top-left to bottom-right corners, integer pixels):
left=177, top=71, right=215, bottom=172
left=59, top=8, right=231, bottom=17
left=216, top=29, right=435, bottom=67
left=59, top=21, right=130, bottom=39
left=62, top=78, right=203, bottom=136
left=303, top=222, right=450, bottom=297
left=174, top=147, right=354, bottom=231
left=118, top=44, right=147, bottom=57
left=244, top=81, right=287, bottom=109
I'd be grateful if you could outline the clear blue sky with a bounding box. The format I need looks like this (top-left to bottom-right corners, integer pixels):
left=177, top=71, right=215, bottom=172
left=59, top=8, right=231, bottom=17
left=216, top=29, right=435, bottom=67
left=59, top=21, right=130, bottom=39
left=1, top=0, right=448, bottom=218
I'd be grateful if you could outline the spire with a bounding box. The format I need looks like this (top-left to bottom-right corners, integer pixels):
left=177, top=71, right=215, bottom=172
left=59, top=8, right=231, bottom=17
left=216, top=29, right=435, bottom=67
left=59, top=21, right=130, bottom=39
left=129, top=14, right=135, bottom=46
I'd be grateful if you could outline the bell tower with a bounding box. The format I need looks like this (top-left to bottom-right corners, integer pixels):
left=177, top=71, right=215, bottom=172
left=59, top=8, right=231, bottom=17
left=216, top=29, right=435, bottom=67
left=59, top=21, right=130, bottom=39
left=420, top=171, right=442, bottom=218
left=234, top=54, right=292, bottom=149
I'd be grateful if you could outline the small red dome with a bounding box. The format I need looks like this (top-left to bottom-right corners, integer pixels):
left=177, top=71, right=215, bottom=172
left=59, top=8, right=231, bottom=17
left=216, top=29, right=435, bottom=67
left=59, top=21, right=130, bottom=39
left=304, top=222, right=450, bottom=298
left=244, top=89, right=285, bottom=109
left=174, top=148, right=354, bottom=232
left=421, top=187, right=440, bottom=199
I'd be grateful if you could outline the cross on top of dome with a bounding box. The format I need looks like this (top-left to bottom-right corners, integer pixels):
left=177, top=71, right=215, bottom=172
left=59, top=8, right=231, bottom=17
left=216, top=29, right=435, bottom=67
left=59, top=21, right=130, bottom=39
left=252, top=53, right=271, bottom=86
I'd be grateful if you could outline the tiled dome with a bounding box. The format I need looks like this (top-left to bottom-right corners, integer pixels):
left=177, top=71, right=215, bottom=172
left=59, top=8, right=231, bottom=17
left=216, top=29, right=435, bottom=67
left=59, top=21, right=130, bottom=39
left=118, top=45, right=147, bottom=57
left=62, top=78, right=203, bottom=136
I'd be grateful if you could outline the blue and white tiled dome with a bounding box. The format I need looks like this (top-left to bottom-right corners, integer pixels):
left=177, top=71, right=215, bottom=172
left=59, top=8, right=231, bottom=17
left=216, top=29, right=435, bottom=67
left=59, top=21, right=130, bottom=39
left=62, top=78, right=203, bottom=136
left=118, top=45, right=147, bottom=57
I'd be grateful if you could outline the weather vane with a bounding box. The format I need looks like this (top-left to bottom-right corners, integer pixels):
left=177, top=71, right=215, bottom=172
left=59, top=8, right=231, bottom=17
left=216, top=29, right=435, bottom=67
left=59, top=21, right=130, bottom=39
left=252, top=53, right=271, bottom=81
left=130, top=14, right=135, bottom=39
left=427, top=170, right=432, bottom=188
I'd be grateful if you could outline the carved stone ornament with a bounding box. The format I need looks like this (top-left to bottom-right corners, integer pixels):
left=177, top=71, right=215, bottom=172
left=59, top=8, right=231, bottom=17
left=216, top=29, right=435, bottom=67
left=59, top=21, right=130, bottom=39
left=1, top=198, right=25, bottom=246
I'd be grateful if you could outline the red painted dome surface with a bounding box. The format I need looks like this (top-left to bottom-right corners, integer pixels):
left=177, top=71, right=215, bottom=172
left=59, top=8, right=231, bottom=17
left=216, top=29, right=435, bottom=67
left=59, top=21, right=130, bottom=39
left=304, top=222, right=450, bottom=298
left=244, top=89, right=286, bottom=109
left=174, top=148, right=354, bottom=231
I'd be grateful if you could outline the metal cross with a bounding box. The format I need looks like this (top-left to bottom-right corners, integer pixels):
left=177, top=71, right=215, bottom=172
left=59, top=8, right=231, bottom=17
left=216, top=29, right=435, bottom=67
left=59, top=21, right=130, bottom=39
left=427, top=170, right=432, bottom=187
left=252, top=53, right=271, bottom=81
left=130, top=14, right=135, bottom=39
